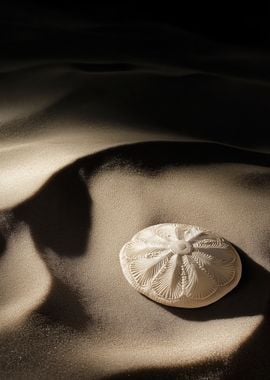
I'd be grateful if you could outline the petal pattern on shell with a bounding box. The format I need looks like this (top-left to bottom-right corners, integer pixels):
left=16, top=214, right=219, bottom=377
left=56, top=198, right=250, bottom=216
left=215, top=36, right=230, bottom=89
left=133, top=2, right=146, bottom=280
left=124, top=239, right=168, bottom=260
left=192, top=240, right=236, bottom=264
left=152, top=254, right=183, bottom=299
left=193, top=238, right=230, bottom=250
left=192, top=251, right=236, bottom=286
left=129, top=250, right=171, bottom=287
left=182, top=255, right=218, bottom=299
left=134, top=226, right=169, bottom=245
left=119, top=223, right=242, bottom=308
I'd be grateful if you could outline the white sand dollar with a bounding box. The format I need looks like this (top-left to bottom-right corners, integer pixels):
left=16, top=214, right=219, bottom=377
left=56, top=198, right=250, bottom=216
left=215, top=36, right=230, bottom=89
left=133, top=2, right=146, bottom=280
left=119, top=223, right=242, bottom=308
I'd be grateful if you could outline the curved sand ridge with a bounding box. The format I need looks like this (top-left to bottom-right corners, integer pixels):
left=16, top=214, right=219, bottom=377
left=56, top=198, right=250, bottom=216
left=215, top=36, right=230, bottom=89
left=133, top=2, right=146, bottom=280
left=1, top=62, right=270, bottom=210
left=0, top=139, right=269, bottom=379
left=0, top=53, right=269, bottom=379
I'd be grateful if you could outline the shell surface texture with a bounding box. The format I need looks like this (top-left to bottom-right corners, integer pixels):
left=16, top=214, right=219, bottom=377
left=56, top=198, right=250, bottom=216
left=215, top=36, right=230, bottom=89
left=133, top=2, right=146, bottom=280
left=119, top=223, right=242, bottom=308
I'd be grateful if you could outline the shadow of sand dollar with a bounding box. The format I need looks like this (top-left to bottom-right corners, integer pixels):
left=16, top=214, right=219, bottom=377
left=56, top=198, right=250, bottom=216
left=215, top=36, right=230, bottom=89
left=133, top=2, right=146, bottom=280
left=158, top=246, right=270, bottom=321
left=228, top=304, right=270, bottom=379
left=105, top=302, right=270, bottom=380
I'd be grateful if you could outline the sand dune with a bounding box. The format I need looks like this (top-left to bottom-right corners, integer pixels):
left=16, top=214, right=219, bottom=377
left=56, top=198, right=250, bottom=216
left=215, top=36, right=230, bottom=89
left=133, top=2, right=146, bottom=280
left=0, top=18, right=269, bottom=379
left=0, top=140, right=269, bottom=379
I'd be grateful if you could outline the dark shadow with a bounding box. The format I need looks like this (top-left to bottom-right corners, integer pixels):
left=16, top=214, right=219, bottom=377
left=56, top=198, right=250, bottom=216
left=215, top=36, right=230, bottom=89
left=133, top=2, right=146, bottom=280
left=72, top=62, right=136, bottom=72
left=159, top=245, right=270, bottom=321
left=228, top=304, right=270, bottom=380
left=105, top=304, right=270, bottom=380
left=77, top=141, right=270, bottom=177
left=0, top=212, right=16, bottom=258
left=37, top=277, right=91, bottom=331
left=12, top=165, right=92, bottom=330
left=0, top=232, right=6, bottom=257
left=10, top=166, right=92, bottom=331
left=11, top=141, right=270, bottom=260
left=105, top=361, right=227, bottom=380
left=39, top=70, right=270, bottom=151
left=14, top=165, right=91, bottom=258
left=236, top=171, right=270, bottom=190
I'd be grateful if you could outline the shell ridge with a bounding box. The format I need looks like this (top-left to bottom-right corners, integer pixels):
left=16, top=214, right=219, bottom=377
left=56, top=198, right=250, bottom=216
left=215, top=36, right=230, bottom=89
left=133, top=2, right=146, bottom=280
left=125, top=247, right=161, bottom=261
left=190, top=251, right=216, bottom=284
left=152, top=254, right=183, bottom=299
left=193, top=238, right=230, bottom=249
left=129, top=250, right=171, bottom=287
left=150, top=251, right=175, bottom=282
left=191, top=251, right=237, bottom=287
left=132, top=248, right=168, bottom=261
left=183, top=255, right=218, bottom=300
left=206, top=260, right=236, bottom=286
left=202, top=247, right=236, bottom=265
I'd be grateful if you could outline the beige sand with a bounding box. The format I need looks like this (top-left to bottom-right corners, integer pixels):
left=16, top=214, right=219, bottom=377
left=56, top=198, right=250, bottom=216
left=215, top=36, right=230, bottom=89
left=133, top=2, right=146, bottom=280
left=0, top=60, right=269, bottom=379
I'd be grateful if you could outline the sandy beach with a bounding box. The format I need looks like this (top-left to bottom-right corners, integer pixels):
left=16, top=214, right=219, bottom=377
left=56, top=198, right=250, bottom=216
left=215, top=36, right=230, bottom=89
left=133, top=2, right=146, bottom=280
left=0, top=6, right=269, bottom=379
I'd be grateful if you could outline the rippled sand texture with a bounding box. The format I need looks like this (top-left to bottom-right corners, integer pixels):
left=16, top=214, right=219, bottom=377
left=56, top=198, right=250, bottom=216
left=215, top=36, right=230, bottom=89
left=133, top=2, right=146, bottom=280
left=0, top=19, right=270, bottom=380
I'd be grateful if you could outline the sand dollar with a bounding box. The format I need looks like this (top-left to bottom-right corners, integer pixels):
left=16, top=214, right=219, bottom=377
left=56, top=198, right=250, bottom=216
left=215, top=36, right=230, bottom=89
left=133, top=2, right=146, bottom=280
left=119, top=223, right=242, bottom=308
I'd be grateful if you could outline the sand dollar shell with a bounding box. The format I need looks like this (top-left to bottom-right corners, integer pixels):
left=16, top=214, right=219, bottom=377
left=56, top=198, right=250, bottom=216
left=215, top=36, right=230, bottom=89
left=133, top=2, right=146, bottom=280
left=119, top=223, right=242, bottom=308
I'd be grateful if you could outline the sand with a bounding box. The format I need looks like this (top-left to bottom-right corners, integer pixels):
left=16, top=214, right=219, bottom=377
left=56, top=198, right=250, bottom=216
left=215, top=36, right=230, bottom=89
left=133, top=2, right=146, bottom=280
left=0, top=17, right=270, bottom=380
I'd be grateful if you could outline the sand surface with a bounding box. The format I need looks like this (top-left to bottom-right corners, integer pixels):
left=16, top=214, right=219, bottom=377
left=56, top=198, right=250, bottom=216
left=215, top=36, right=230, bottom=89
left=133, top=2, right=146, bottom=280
left=0, top=15, right=270, bottom=380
